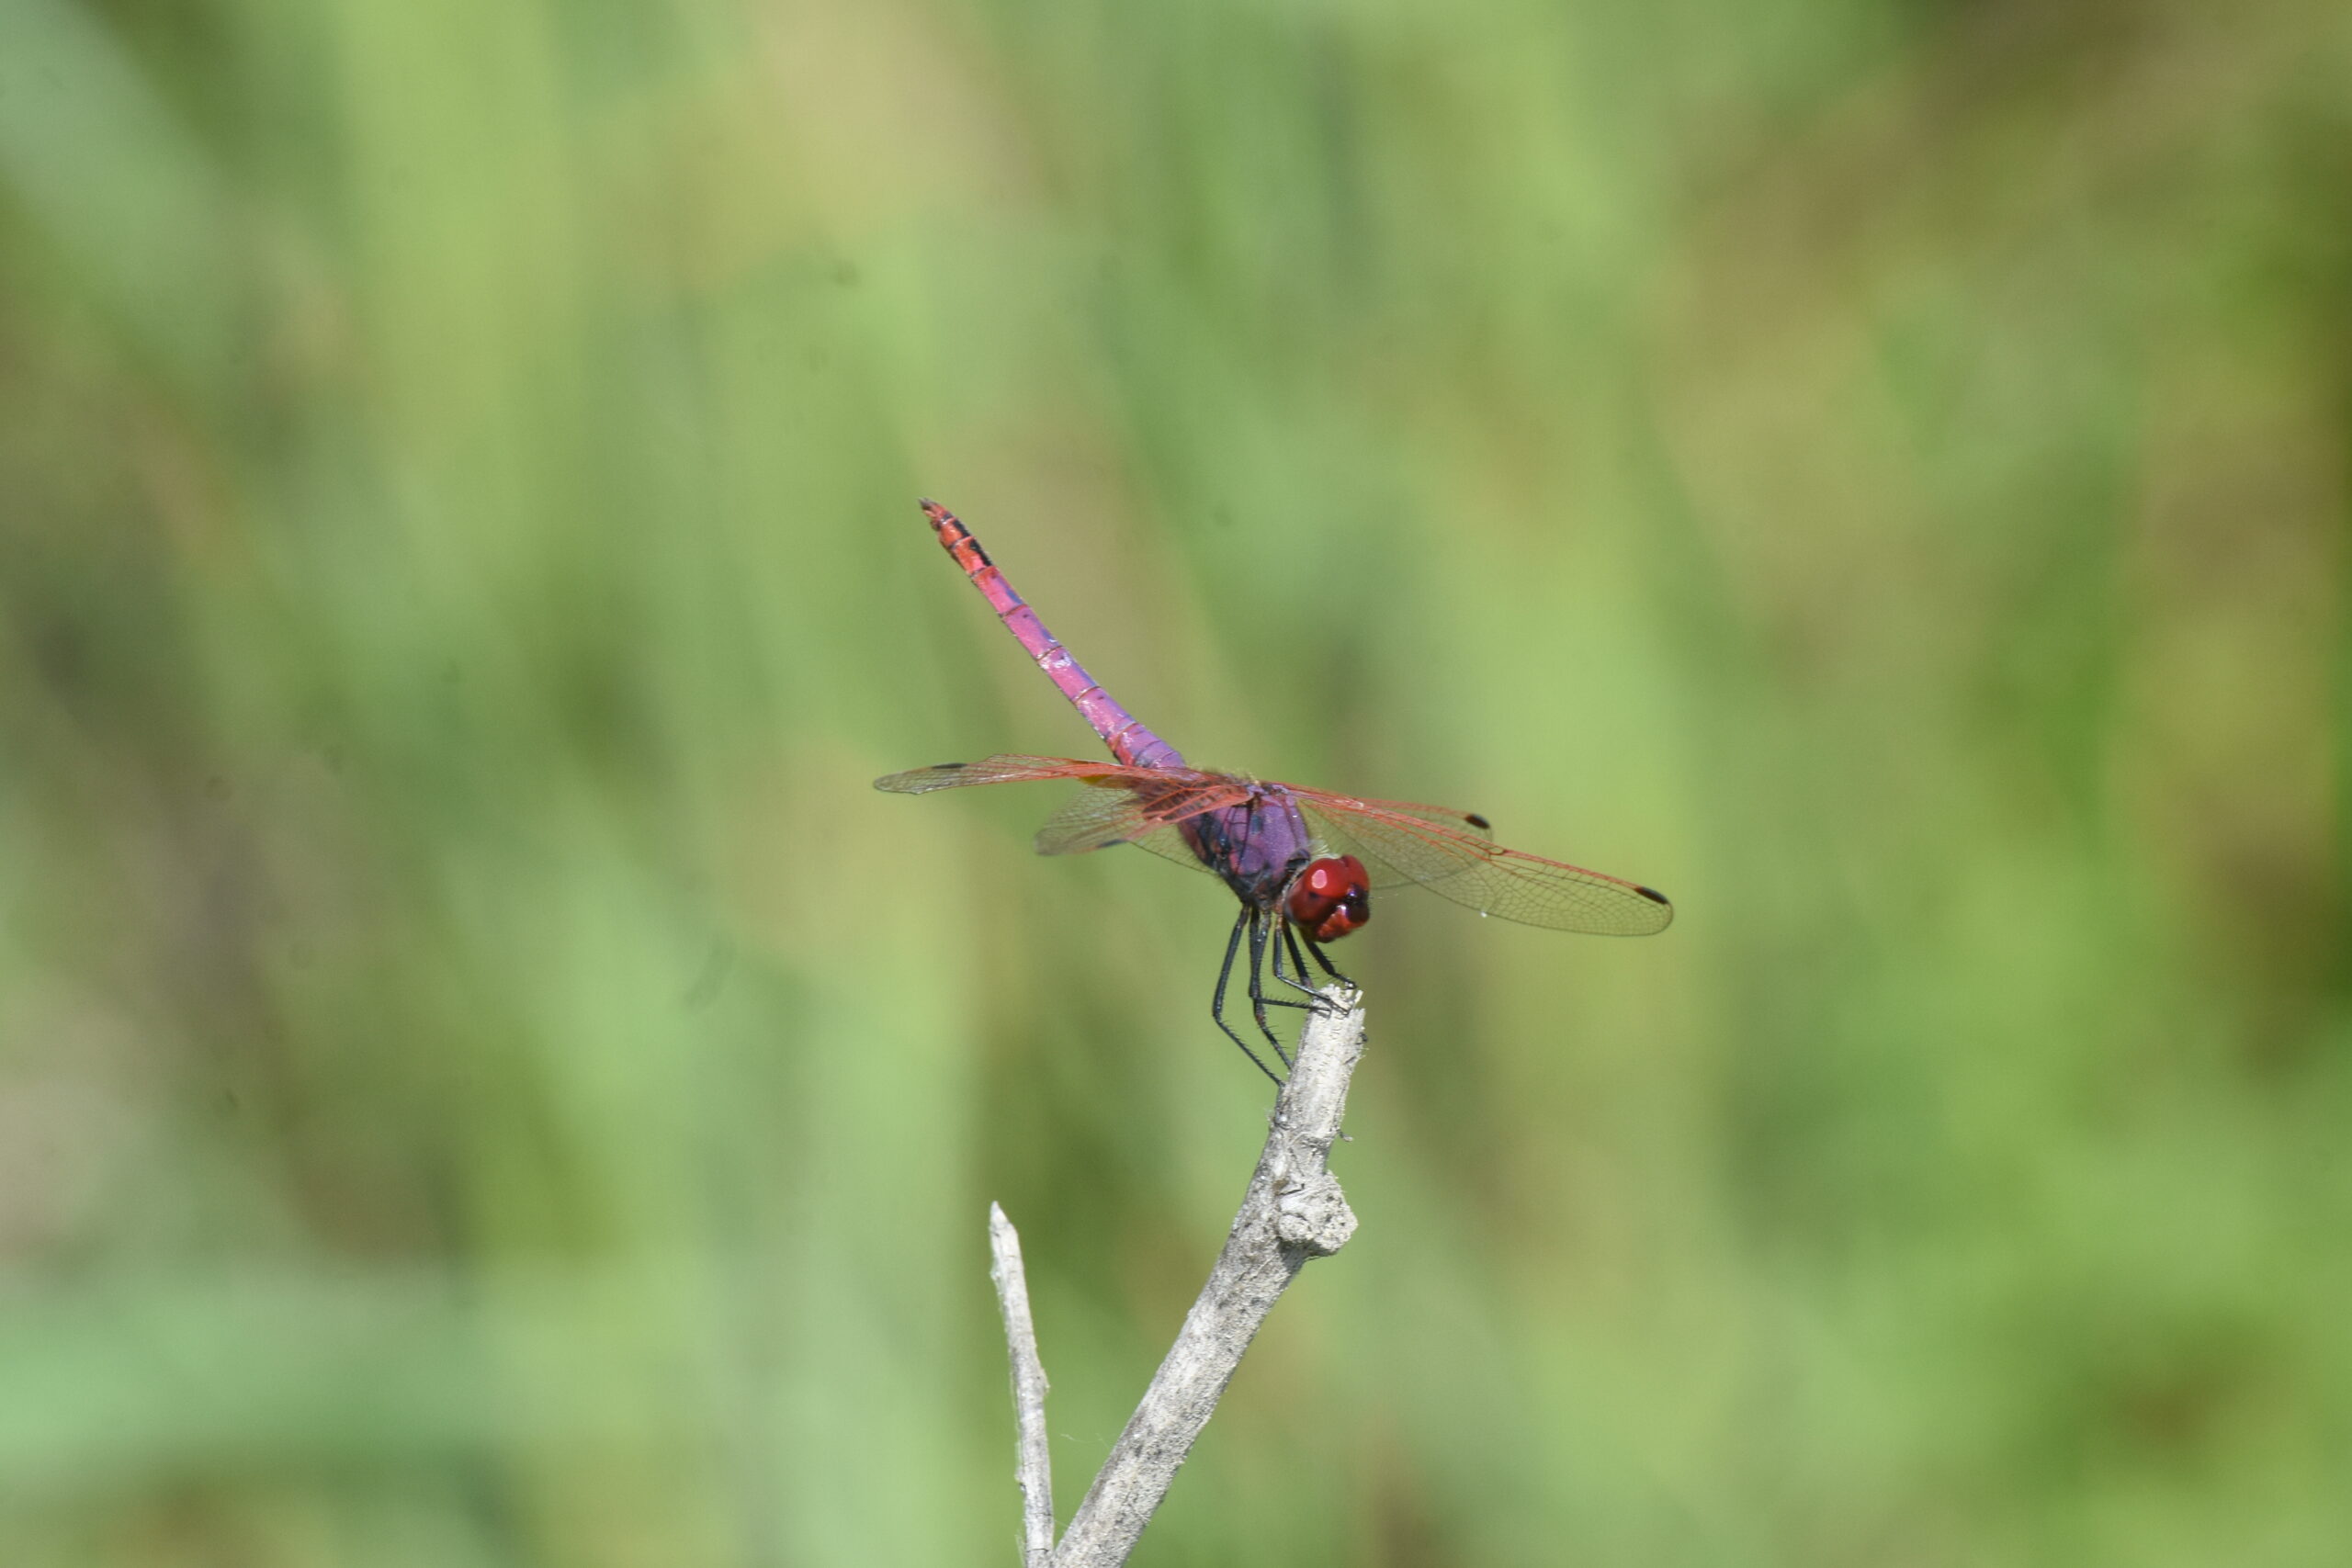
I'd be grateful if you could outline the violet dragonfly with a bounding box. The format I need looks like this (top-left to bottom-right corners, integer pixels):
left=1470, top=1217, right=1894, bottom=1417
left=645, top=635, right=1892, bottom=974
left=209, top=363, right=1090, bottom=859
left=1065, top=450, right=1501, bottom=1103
left=876, top=501, right=1671, bottom=1081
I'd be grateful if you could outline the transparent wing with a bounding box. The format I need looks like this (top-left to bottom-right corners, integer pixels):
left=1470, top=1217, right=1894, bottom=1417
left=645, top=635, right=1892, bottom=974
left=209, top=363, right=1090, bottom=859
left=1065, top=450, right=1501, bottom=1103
left=875, top=752, right=1248, bottom=860
left=1129, top=824, right=1219, bottom=875
left=877, top=753, right=1250, bottom=796
left=1305, top=796, right=1493, bottom=890
left=1294, top=791, right=1672, bottom=935
left=1030, top=775, right=1251, bottom=856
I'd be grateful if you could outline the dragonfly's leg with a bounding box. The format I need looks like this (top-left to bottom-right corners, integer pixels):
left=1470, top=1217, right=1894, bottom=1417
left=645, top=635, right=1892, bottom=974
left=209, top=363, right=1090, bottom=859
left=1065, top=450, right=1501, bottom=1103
left=1210, top=906, right=1284, bottom=1087
left=1244, top=909, right=1295, bottom=1071
left=1272, top=920, right=1320, bottom=1000
left=1261, top=917, right=1315, bottom=1009
left=1301, top=932, right=1354, bottom=988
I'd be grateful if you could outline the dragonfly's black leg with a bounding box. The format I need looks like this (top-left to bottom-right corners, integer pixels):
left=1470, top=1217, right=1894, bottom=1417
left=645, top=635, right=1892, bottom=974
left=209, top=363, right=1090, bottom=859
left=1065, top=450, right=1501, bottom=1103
left=1244, top=909, right=1295, bottom=1071
left=1271, top=919, right=1319, bottom=1000
left=1210, top=906, right=1284, bottom=1086
left=1301, top=932, right=1353, bottom=988
left=1261, top=915, right=1312, bottom=1010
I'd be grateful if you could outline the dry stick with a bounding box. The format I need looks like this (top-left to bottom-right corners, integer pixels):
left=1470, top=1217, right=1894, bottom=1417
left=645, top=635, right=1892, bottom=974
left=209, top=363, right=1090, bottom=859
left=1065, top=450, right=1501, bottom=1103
left=989, top=1202, right=1057, bottom=1567
left=995, top=983, right=1366, bottom=1567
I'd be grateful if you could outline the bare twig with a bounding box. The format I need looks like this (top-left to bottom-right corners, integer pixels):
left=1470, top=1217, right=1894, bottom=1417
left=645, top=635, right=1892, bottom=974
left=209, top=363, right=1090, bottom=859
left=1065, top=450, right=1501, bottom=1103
left=989, top=1201, right=1056, bottom=1566
left=1044, top=983, right=1368, bottom=1566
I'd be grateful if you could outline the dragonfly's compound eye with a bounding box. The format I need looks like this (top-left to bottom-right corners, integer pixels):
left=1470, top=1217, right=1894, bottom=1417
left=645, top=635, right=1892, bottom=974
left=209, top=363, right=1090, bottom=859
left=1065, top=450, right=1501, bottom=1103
left=1288, top=855, right=1373, bottom=942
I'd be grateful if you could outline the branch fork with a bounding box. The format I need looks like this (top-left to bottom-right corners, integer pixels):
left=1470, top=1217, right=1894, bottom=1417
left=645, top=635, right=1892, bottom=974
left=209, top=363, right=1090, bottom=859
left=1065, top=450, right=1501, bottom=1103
left=988, top=984, right=1367, bottom=1567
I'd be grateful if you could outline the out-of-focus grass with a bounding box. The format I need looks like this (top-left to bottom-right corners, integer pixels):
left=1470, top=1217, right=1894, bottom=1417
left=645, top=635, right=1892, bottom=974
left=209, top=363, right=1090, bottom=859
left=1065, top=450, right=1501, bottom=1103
left=1, top=1, right=2347, bottom=1563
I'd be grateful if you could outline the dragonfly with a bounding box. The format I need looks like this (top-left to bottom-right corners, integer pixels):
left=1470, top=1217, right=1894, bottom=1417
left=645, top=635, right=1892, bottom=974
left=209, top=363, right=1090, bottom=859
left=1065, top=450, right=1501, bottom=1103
left=876, top=500, right=1673, bottom=1083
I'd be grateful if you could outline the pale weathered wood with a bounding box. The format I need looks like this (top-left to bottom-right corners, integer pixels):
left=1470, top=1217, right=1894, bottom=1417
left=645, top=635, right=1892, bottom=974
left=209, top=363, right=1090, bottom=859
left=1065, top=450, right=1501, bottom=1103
left=1046, top=985, right=1367, bottom=1565
left=988, top=1201, right=1056, bottom=1567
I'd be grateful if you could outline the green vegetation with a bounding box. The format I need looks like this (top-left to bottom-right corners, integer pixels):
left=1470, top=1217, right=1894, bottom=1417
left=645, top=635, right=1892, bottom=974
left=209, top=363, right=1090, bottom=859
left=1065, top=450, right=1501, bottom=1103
left=1, top=1, right=2346, bottom=1562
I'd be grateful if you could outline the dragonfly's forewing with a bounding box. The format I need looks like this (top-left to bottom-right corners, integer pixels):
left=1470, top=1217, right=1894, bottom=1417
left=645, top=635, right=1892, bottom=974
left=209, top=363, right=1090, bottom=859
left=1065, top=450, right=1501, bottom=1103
left=1294, top=793, right=1671, bottom=935
left=873, top=754, right=1133, bottom=794
left=1294, top=795, right=1493, bottom=890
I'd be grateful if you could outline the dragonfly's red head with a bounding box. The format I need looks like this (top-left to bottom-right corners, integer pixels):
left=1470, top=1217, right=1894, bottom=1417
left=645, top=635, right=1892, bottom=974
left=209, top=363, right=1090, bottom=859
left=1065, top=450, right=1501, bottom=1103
left=1286, top=855, right=1371, bottom=942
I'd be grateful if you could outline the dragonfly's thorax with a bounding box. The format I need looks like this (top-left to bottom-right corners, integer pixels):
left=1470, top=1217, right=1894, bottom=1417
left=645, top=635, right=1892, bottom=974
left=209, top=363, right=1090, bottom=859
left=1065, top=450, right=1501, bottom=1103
left=1179, top=785, right=1319, bottom=910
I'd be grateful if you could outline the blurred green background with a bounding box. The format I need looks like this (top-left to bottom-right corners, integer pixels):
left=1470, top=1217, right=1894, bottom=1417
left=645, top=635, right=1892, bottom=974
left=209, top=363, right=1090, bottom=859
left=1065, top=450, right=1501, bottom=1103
left=2, top=0, right=2347, bottom=1563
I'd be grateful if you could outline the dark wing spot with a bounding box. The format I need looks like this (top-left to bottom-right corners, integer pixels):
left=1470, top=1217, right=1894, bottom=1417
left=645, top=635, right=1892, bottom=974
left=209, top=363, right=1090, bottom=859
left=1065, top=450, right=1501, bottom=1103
left=1634, top=885, right=1670, bottom=905
left=931, top=761, right=964, bottom=771
left=1464, top=812, right=1491, bottom=830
